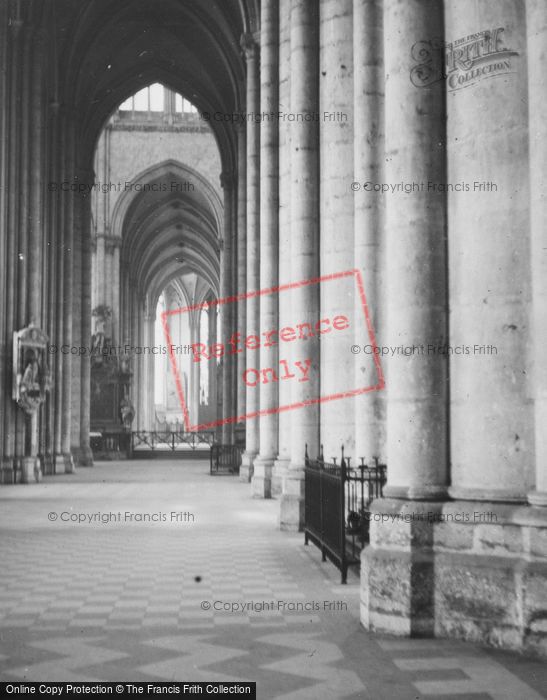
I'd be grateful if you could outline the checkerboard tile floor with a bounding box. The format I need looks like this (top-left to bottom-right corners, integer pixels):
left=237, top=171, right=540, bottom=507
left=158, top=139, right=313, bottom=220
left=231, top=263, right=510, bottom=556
left=0, top=460, right=545, bottom=699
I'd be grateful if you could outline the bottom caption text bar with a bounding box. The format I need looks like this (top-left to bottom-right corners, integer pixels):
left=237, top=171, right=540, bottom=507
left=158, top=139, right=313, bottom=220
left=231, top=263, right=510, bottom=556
left=2, top=683, right=256, bottom=698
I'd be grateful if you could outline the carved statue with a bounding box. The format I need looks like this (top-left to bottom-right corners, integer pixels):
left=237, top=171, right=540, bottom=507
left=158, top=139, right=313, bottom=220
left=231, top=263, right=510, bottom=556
left=120, top=396, right=135, bottom=428
left=91, top=305, right=112, bottom=359
left=13, top=326, right=51, bottom=414
left=20, top=349, right=41, bottom=398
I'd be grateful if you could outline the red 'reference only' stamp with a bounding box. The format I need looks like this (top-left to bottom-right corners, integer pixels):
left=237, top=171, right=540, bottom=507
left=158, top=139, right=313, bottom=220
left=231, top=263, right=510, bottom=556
left=161, top=269, right=384, bottom=431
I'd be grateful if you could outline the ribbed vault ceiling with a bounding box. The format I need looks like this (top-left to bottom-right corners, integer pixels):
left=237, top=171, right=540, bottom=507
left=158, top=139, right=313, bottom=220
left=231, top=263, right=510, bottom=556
left=38, top=0, right=259, bottom=171
left=117, top=161, right=223, bottom=305
left=31, top=0, right=257, bottom=314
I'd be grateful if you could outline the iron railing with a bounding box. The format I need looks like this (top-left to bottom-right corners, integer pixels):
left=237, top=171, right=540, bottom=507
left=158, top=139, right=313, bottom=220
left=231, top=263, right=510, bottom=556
left=304, top=444, right=386, bottom=583
left=131, top=430, right=215, bottom=453
left=90, top=431, right=131, bottom=457
left=210, top=444, right=243, bottom=475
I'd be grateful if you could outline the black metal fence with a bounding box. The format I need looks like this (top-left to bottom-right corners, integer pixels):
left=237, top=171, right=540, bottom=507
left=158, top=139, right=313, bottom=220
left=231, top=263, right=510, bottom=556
left=304, top=444, right=386, bottom=583
left=131, top=430, right=215, bottom=453
left=210, top=444, right=243, bottom=475
left=90, top=431, right=131, bottom=458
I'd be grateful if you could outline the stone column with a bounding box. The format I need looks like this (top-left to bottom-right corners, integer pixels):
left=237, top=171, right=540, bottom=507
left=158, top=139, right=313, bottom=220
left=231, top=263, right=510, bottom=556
left=220, top=172, right=234, bottom=442
left=0, top=0, right=10, bottom=481
left=361, top=0, right=448, bottom=637
left=105, top=242, right=113, bottom=312
left=252, top=0, right=280, bottom=499
left=141, top=310, right=150, bottom=431
left=141, top=308, right=148, bottom=430
left=230, top=172, right=239, bottom=421
left=208, top=300, right=218, bottom=421
left=130, top=289, right=139, bottom=424
left=58, top=113, right=76, bottom=473
left=235, top=122, right=247, bottom=419
left=133, top=305, right=141, bottom=430
left=319, top=0, right=354, bottom=460
left=353, top=0, right=385, bottom=462
left=121, top=267, right=130, bottom=349
left=382, top=0, right=448, bottom=500
left=240, top=32, right=260, bottom=481
left=142, top=313, right=155, bottom=430
left=280, top=0, right=320, bottom=531
left=446, top=3, right=531, bottom=502
left=111, top=241, right=121, bottom=344
left=14, top=27, right=32, bottom=474
left=4, top=13, right=25, bottom=481
left=70, top=154, right=84, bottom=465
left=162, top=296, right=170, bottom=421
left=53, top=113, right=65, bottom=469
left=527, top=0, right=547, bottom=506
left=21, top=29, right=45, bottom=483
left=272, top=0, right=292, bottom=497
left=27, top=31, right=43, bottom=329
left=78, top=166, right=94, bottom=466
left=43, top=96, right=61, bottom=478
left=96, top=235, right=106, bottom=305
left=95, top=234, right=106, bottom=308
left=190, top=314, right=201, bottom=426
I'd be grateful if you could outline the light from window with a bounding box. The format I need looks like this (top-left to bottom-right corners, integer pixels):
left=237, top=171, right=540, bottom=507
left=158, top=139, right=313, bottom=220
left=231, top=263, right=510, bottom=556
left=149, top=83, right=164, bottom=111
left=133, top=87, right=148, bottom=111
left=117, top=85, right=198, bottom=115
left=119, top=96, right=133, bottom=111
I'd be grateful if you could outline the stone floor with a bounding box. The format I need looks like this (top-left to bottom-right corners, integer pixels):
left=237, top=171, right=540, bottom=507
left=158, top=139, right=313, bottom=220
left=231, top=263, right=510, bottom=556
left=0, top=459, right=545, bottom=699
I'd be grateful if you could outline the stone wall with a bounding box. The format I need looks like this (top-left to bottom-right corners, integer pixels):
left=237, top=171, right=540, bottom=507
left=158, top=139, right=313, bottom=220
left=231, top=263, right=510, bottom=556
left=362, top=500, right=547, bottom=657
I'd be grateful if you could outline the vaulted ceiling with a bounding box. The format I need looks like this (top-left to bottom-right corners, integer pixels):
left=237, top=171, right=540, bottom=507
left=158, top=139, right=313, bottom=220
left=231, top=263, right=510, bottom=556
left=116, top=159, right=223, bottom=305
left=30, top=0, right=259, bottom=172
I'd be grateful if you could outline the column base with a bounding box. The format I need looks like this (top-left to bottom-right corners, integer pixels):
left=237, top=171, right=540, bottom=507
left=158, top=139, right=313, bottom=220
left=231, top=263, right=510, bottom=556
left=279, top=469, right=305, bottom=532
left=240, top=450, right=256, bottom=483
left=55, top=453, right=75, bottom=474
left=528, top=491, right=547, bottom=507
left=39, top=453, right=55, bottom=476
left=448, top=486, right=527, bottom=503
left=251, top=456, right=274, bottom=498
left=78, top=444, right=94, bottom=467
left=0, top=458, right=16, bottom=484
left=361, top=498, right=547, bottom=659
left=272, top=456, right=289, bottom=498
left=384, top=485, right=449, bottom=500
left=70, top=447, right=82, bottom=466
left=20, top=456, right=42, bottom=484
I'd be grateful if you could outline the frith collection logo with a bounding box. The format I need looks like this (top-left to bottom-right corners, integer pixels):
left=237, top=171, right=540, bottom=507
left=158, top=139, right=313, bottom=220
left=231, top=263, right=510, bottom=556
left=410, top=27, right=519, bottom=91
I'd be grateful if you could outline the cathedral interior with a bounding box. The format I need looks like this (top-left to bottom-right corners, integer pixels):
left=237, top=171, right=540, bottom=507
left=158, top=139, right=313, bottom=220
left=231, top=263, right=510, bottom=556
left=0, top=0, right=546, bottom=695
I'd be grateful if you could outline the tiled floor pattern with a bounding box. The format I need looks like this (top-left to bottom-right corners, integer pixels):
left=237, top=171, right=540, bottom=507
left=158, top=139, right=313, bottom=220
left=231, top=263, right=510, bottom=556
left=0, top=460, right=545, bottom=699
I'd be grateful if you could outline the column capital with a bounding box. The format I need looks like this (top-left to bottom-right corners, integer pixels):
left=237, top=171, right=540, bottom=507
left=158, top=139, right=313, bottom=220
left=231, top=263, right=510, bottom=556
left=103, top=234, right=122, bottom=253
left=240, top=33, right=259, bottom=61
